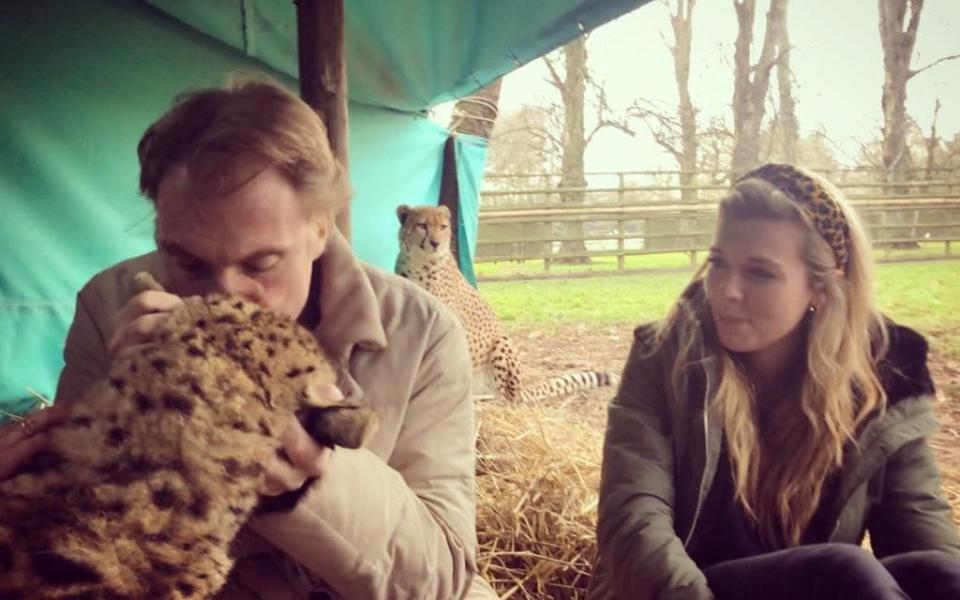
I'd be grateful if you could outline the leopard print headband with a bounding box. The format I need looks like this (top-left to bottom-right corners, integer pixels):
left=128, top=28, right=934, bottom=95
left=738, top=163, right=850, bottom=269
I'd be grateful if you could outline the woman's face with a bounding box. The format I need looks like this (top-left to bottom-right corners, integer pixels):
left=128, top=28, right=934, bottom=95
left=704, top=215, right=817, bottom=358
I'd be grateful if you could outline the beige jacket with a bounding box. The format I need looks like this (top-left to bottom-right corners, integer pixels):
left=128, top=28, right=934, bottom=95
left=55, top=231, right=498, bottom=600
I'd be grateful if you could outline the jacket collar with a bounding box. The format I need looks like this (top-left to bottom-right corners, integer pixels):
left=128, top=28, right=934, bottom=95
left=310, top=229, right=387, bottom=364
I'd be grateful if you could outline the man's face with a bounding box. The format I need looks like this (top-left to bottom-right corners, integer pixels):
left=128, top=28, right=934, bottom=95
left=154, top=165, right=327, bottom=319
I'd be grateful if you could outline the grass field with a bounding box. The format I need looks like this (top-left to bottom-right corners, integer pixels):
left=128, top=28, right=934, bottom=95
left=475, top=242, right=956, bottom=279
left=479, top=259, right=960, bottom=361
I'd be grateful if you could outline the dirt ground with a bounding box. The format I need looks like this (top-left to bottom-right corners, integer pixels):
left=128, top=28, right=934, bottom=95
left=505, top=322, right=960, bottom=526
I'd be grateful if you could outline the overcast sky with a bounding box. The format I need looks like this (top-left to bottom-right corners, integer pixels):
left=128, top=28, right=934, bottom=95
left=446, top=0, right=960, bottom=172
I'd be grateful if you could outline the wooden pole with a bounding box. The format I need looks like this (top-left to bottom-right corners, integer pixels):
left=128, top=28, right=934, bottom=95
left=438, top=136, right=461, bottom=262
left=295, top=0, right=350, bottom=239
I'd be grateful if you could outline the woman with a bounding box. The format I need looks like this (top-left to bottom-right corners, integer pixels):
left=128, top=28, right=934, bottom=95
left=589, top=164, right=960, bottom=599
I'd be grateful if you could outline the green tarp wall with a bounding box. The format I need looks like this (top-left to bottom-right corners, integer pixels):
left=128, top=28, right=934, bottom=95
left=0, top=0, right=647, bottom=415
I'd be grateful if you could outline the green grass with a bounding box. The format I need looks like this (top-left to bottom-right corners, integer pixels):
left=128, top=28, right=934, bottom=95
left=479, top=260, right=960, bottom=361
left=874, top=262, right=960, bottom=360
left=474, top=243, right=955, bottom=279
left=475, top=253, right=696, bottom=278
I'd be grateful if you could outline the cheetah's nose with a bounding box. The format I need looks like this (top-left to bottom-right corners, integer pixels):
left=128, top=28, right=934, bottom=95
left=430, top=239, right=440, bottom=249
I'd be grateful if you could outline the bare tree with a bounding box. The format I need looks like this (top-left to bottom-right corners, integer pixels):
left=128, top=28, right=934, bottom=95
left=730, top=0, right=788, bottom=179
left=630, top=0, right=700, bottom=200
left=879, top=0, right=922, bottom=180
left=671, top=0, right=698, bottom=198
left=698, top=116, right=736, bottom=184
left=775, top=2, right=799, bottom=164
left=879, top=0, right=960, bottom=181
left=486, top=106, right=562, bottom=180
left=924, top=98, right=942, bottom=180
left=543, top=35, right=631, bottom=260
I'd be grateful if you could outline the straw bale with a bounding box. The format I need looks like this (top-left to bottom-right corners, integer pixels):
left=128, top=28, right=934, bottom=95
left=475, top=401, right=602, bottom=599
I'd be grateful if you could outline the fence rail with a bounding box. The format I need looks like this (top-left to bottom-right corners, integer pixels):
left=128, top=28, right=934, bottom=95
left=476, top=169, right=960, bottom=277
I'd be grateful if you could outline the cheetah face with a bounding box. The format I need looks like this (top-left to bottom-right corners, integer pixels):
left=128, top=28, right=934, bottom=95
left=396, top=204, right=452, bottom=260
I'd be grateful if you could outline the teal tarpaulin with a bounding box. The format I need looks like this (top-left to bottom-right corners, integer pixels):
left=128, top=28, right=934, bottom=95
left=146, top=0, right=648, bottom=112
left=453, top=135, right=489, bottom=287
left=0, top=0, right=649, bottom=414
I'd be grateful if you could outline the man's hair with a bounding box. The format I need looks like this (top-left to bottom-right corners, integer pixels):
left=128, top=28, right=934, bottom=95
left=137, top=73, right=350, bottom=214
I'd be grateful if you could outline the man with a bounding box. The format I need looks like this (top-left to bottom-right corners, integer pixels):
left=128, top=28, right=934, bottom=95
left=49, top=76, right=497, bottom=599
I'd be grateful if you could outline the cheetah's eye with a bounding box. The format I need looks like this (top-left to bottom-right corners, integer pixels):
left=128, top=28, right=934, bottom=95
left=417, top=222, right=428, bottom=230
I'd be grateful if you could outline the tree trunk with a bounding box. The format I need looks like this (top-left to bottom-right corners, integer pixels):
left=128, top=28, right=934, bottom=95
left=879, top=0, right=923, bottom=183
left=731, top=0, right=787, bottom=179
left=556, top=37, right=590, bottom=262
left=442, top=79, right=504, bottom=262
left=449, top=78, right=503, bottom=139
left=672, top=0, right=698, bottom=200
left=925, top=97, right=941, bottom=180
left=776, top=3, right=798, bottom=164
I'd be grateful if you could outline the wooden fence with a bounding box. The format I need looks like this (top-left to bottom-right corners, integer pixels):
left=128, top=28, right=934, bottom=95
left=476, top=168, right=960, bottom=275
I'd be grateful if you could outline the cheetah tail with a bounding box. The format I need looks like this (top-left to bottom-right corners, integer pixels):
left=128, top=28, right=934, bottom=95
left=518, top=370, right=620, bottom=403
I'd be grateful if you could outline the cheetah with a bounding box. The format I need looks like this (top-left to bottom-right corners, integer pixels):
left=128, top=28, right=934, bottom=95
left=0, top=272, right=378, bottom=599
left=395, top=204, right=617, bottom=403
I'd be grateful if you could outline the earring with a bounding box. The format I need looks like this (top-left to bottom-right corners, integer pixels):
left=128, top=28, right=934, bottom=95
left=809, top=304, right=817, bottom=313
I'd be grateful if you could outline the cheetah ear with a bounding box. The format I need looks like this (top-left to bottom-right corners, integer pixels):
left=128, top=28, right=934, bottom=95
left=298, top=404, right=379, bottom=449
left=396, top=204, right=412, bottom=224
left=438, top=205, right=451, bottom=219
left=133, top=271, right=165, bottom=294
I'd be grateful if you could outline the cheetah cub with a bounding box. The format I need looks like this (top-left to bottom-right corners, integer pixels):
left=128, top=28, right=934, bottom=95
left=395, top=204, right=617, bottom=403
left=0, top=272, right=377, bottom=599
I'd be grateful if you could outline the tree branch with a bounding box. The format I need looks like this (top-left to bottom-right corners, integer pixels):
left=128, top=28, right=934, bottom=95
left=909, top=53, right=960, bottom=79
left=542, top=53, right=565, bottom=92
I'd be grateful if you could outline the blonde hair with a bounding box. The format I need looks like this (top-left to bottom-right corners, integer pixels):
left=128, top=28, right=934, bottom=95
left=660, top=171, right=887, bottom=547
left=137, top=73, right=350, bottom=215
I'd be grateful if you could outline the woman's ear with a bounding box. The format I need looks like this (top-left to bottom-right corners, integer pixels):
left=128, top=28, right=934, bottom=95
left=812, top=269, right=843, bottom=310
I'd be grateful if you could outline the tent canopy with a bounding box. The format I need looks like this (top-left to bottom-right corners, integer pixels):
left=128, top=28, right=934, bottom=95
left=148, top=0, right=644, bottom=112
left=0, top=0, right=648, bottom=413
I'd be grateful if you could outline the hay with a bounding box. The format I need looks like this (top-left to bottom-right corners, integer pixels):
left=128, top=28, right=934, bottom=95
left=475, top=401, right=603, bottom=599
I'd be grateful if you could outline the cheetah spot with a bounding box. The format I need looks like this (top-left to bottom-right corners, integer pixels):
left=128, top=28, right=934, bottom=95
left=152, top=487, right=176, bottom=509
left=0, top=542, right=12, bottom=571
left=187, top=493, right=210, bottom=519
left=70, top=416, right=93, bottom=428
left=162, top=393, right=194, bottom=416
left=32, top=552, right=102, bottom=585
left=151, top=558, right=181, bottom=576
left=106, top=427, right=129, bottom=447
left=177, top=581, right=196, bottom=596
left=135, top=392, right=154, bottom=411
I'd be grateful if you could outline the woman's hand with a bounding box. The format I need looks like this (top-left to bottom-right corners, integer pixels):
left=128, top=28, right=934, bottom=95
left=0, top=404, right=69, bottom=480
left=259, top=383, right=342, bottom=496
left=108, top=289, right=183, bottom=359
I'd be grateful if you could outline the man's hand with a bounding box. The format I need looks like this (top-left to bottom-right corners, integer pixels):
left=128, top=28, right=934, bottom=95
left=0, top=404, right=69, bottom=480
left=259, top=383, right=342, bottom=496
left=108, top=290, right=183, bottom=359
